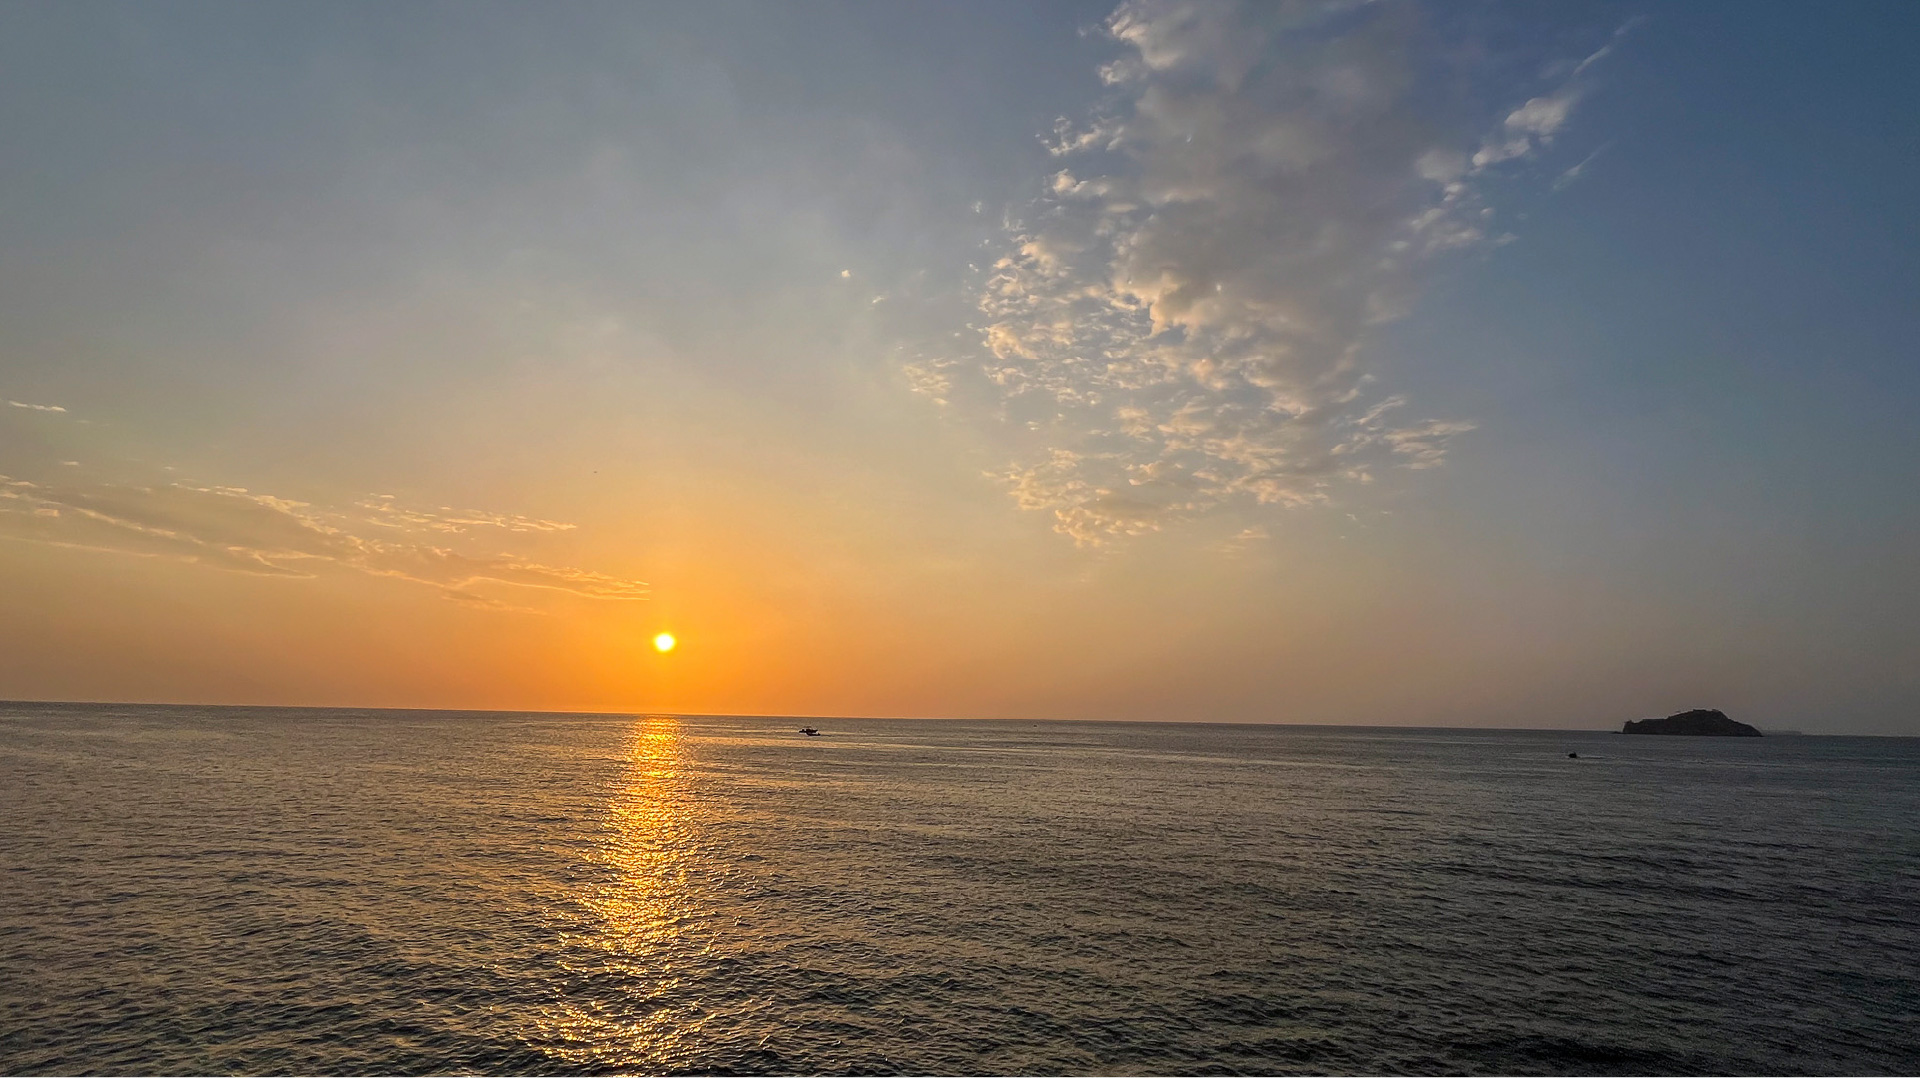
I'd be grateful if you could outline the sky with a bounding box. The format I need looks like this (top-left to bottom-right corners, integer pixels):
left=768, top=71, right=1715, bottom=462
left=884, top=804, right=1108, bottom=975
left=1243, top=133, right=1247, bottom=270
left=1, top=0, right=1915, bottom=733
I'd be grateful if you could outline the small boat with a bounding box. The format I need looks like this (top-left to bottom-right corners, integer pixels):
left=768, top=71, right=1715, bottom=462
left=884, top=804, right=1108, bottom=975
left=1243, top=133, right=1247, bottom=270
left=799, top=727, right=821, bottom=736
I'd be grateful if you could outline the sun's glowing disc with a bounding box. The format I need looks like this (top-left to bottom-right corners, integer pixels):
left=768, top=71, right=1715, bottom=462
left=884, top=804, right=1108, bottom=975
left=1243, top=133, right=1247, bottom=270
left=652, top=632, right=676, bottom=653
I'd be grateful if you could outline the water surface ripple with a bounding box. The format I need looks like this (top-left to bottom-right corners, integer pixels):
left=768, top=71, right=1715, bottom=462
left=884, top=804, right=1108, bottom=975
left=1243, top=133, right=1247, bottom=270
left=2, top=705, right=1916, bottom=1074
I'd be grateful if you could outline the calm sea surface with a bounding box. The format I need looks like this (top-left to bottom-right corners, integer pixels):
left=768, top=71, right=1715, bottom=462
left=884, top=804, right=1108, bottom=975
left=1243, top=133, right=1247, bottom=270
left=2, top=704, right=1916, bottom=1076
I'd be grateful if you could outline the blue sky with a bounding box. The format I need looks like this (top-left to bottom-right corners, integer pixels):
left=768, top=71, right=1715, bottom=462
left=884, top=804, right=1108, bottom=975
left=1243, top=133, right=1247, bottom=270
left=0, top=1, right=1914, bottom=731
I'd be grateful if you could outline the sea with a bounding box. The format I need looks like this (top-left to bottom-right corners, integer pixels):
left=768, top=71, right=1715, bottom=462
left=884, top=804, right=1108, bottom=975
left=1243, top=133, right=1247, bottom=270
left=2, top=703, right=1916, bottom=1076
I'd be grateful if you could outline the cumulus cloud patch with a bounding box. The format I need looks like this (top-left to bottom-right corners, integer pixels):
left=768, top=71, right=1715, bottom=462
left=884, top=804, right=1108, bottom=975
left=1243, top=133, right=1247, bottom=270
left=0, top=476, right=646, bottom=605
left=910, top=0, right=1610, bottom=544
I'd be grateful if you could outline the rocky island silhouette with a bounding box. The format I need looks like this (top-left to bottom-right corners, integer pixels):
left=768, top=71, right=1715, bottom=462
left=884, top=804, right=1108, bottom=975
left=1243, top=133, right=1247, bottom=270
left=1622, top=708, right=1762, bottom=736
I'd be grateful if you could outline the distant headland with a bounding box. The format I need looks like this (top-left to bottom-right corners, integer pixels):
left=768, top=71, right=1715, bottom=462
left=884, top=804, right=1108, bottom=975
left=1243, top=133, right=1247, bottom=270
left=1622, top=709, right=1762, bottom=737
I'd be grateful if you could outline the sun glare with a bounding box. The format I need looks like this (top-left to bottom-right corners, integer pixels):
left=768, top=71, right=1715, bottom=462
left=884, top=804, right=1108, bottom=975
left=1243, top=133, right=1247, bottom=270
left=652, top=632, right=676, bottom=653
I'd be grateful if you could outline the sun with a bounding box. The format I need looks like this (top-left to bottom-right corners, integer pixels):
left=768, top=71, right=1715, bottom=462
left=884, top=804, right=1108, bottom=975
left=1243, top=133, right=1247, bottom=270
left=652, top=632, right=676, bottom=653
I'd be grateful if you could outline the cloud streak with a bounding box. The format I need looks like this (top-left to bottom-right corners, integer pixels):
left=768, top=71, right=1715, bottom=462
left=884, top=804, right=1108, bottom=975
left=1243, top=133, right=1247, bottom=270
left=354, top=496, right=578, bottom=535
left=908, top=0, right=1608, bottom=544
left=7, top=400, right=67, bottom=413
left=0, top=476, right=646, bottom=607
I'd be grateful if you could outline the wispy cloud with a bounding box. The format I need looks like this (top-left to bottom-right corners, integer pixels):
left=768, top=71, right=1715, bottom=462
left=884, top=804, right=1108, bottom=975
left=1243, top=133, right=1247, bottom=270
left=354, top=496, right=578, bottom=534
left=0, top=476, right=646, bottom=606
left=7, top=400, right=67, bottom=413
left=910, top=0, right=1612, bottom=544
left=1215, top=524, right=1270, bottom=555
left=1553, top=144, right=1609, bottom=191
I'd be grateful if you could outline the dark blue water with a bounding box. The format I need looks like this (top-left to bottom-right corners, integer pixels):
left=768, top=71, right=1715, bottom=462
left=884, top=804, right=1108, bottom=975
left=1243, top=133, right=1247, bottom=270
left=2, top=704, right=1916, bottom=1075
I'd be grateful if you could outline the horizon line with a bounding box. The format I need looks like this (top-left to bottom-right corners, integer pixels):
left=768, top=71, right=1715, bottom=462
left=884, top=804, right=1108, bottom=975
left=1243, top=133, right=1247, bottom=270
left=0, top=697, right=1874, bottom=736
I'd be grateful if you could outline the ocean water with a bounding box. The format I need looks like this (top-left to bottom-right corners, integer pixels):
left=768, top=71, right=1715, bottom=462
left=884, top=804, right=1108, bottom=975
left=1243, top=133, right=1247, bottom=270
left=2, top=704, right=1916, bottom=1076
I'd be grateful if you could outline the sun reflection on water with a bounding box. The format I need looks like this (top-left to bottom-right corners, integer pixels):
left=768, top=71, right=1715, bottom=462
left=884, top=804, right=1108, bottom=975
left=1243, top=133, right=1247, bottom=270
left=589, top=715, right=697, bottom=948
left=527, top=715, right=718, bottom=1070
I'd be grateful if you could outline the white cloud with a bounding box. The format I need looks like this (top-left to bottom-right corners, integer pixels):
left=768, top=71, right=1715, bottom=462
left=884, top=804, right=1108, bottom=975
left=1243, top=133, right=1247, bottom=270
left=906, top=0, right=1605, bottom=544
left=1554, top=144, right=1609, bottom=190
left=1575, top=15, right=1647, bottom=77
left=1505, top=92, right=1577, bottom=137
left=1473, top=88, right=1581, bottom=168
left=353, top=497, right=578, bottom=534
left=0, top=476, right=646, bottom=605
left=7, top=400, right=66, bottom=413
